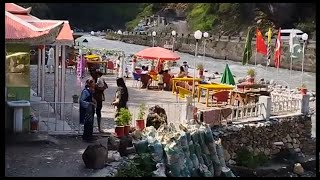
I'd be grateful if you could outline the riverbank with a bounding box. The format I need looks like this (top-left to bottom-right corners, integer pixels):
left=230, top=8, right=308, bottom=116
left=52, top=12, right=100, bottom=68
left=105, top=33, right=316, bottom=73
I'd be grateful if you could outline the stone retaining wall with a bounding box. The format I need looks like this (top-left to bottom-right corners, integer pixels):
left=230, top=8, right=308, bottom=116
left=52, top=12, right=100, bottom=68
left=105, top=33, right=316, bottom=73
left=218, top=115, right=315, bottom=162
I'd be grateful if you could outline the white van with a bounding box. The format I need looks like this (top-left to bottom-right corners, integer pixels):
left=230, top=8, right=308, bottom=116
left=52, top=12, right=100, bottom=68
left=265, top=29, right=304, bottom=41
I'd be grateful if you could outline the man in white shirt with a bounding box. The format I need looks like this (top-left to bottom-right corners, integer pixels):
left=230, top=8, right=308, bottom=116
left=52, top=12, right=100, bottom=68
left=46, top=46, right=55, bottom=73
left=182, top=61, right=189, bottom=75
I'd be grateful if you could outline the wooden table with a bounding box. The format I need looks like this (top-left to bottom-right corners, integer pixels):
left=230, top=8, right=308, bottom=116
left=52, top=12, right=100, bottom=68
left=237, top=83, right=268, bottom=91
left=230, top=90, right=270, bottom=106
left=197, top=84, right=235, bottom=107
left=171, top=77, right=202, bottom=94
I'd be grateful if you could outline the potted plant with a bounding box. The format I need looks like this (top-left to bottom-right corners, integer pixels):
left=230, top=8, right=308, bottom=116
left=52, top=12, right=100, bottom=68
left=72, top=94, right=79, bottom=103
left=197, top=63, right=204, bottom=78
left=136, top=103, right=146, bottom=130
left=118, top=108, right=132, bottom=136
left=115, top=110, right=126, bottom=138
left=246, top=68, right=256, bottom=84
left=300, top=84, right=307, bottom=95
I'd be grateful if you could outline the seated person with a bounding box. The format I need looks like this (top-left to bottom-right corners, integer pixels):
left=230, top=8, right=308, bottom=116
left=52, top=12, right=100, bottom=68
left=157, top=70, right=164, bottom=90
left=176, top=66, right=187, bottom=78
left=140, top=66, right=149, bottom=74
left=134, top=67, right=142, bottom=74
left=163, top=70, right=173, bottom=91
left=140, top=66, right=152, bottom=88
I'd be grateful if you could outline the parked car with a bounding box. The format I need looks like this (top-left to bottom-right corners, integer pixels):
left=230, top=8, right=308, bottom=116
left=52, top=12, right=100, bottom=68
left=266, top=29, right=304, bottom=42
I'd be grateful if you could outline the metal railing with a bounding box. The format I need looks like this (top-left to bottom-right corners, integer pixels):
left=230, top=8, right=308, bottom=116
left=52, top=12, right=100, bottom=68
left=229, top=103, right=263, bottom=121
left=30, top=101, right=186, bottom=135
left=30, top=101, right=78, bottom=134
left=271, top=92, right=302, bottom=114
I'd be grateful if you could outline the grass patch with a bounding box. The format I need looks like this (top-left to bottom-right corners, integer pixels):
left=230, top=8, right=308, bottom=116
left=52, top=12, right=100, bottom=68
left=126, top=4, right=154, bottom=31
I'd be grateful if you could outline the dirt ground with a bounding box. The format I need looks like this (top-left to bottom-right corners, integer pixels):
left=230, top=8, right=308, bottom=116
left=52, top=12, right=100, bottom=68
left=5, top=136, right=117, bottom=177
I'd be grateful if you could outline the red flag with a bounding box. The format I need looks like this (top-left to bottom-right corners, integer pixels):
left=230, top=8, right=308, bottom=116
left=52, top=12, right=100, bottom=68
left=256, top=28, right=267, bottom=55
left=274, top=28, right=281, bottom=68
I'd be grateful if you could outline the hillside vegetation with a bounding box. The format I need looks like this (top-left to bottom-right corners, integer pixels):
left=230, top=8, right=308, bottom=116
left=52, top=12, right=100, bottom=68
left=127, top=3, right=316, bottom=37
left=17, top=3, right=315, bottom=38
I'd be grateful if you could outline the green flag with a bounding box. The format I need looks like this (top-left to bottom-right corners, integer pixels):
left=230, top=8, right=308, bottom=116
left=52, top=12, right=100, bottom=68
left=242, top=29, right=253, bottom=65
left=291, top=36, right=303, bottom=59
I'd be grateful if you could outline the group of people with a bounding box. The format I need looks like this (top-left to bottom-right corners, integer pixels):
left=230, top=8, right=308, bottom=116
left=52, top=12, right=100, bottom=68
left=134, top=61, right=191, bottom=91
left=79, top=70, right=129, bottom=142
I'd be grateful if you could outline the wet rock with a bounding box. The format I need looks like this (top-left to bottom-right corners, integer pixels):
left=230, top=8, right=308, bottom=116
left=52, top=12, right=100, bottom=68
left=224, top=150, right=231, bottom=161
left=118, top=136, right=133, bottom=156
left=273, top=142, right=284, bottom=146
left=294, top=148, right=301, bottom=153
left=108, top=136, right=120, bottom=150
left=264, top=148, right=271, bottom=156
left=293, top=163, right=304, bottom=175
left=286, top=135, right=292, bottom=143
left=293, top=144, right=299, bottom=149
left=82, top=144, right=108, bottom=169
left=228, top=159, right=236, bottom=165
left=286, top=143, right=293, bottom=149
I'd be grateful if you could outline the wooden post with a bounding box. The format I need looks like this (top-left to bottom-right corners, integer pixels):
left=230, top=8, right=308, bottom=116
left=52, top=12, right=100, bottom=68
left=60, top=45, right=66, bottom=117
left=37, top=48, right=41, bottom=96
left=41, top=46, right=46, bottom=100
left=54, top=44, right=60, bottom=111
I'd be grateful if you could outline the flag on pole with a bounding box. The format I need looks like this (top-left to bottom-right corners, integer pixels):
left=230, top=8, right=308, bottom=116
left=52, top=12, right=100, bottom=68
left=256, top=28, right=267, bottom=55
left=242, top=28, right=253, bottom=65
left=274, top=28, right=281, bottom=68
left=290, top=32, right=303, bottom=59
left=267, top=28, right=272, bottom=66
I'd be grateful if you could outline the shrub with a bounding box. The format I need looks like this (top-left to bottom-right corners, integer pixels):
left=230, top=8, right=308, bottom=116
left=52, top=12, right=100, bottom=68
left=235, top=148, right=269, bottom=169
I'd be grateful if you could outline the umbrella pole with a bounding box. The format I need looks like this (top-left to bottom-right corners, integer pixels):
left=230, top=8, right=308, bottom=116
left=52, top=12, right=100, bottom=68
left=193, top=40, right=199, bottom=107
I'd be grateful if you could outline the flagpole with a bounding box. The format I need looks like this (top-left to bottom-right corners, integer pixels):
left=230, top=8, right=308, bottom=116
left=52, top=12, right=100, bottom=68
left=254, top=50, right=257, bottom=67
left=289, top=56, right=293, bottom=84
left=301, top=41, right=306, bottom=86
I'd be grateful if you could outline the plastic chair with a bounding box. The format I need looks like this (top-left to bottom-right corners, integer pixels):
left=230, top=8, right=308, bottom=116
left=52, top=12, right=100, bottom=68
left=107, top=60, right=114, bottom=74
left=176, top=86, right=192, bottom=102
left=132, top=72, right=141, bottom=89
left=211, top=90, right=230, bottom=106
left=150, top=74, right=158, bottom=87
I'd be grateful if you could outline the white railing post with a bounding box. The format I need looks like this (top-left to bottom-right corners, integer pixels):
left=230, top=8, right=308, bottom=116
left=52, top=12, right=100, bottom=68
left=300, top=94, right=310, bottom=115
left=259, top=96, right=271, bottom=120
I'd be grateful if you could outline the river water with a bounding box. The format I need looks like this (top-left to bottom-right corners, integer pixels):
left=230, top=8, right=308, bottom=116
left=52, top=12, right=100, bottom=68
left=79, top=35, right=316, bottom=91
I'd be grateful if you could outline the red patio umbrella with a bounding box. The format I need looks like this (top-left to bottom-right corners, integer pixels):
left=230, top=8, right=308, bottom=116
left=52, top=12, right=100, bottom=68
left=135, top=47, right=180, bottom=61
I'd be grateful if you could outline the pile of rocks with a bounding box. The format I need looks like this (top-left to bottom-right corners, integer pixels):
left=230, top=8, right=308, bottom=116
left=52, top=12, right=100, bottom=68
left=212, top=116, right=315, bottom=163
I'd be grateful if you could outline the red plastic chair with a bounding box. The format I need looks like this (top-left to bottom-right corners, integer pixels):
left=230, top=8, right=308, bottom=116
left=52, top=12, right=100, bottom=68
left=212, top=90, right=230, bottom=106
left=106, top=60, right=114, bottom=74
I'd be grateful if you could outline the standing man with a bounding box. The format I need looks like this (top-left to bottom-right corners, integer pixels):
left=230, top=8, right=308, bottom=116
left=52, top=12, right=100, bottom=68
left=47, top=46, right=55, bottom=73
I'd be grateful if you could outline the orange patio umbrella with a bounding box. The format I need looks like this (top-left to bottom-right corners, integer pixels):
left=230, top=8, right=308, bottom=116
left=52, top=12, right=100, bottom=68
left=135, top=47, right=180, bottom=61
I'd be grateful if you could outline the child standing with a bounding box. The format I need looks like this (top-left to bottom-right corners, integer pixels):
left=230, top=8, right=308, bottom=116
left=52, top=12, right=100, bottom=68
left=157, top=70, right=164, bottom=91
